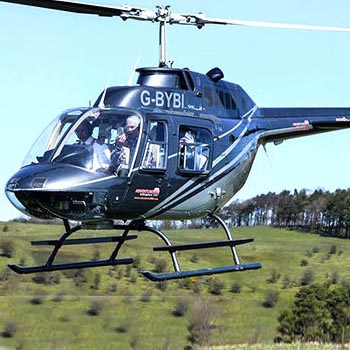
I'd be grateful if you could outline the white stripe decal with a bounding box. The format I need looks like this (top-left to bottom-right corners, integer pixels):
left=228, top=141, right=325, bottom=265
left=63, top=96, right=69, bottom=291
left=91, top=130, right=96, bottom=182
left=217, top=105, right=257, bottom=140
left=44, top=175, right=117, bottom=190
left=213, top=106, right=257, bottom=167
left=144, top=109, right=262, bottom=217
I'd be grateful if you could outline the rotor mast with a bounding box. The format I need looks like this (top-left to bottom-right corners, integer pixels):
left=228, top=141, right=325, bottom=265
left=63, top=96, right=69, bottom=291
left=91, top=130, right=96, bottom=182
left=156, top=5, right=171, bottom=67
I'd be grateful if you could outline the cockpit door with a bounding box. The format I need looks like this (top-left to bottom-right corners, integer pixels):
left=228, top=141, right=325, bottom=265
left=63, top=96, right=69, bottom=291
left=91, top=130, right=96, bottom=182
left=123, top=119, right=170, bottom=217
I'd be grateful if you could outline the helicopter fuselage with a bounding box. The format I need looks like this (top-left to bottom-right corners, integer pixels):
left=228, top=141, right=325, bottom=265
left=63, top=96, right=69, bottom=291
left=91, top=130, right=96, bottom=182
left=6, top=66, right=350, bottom=223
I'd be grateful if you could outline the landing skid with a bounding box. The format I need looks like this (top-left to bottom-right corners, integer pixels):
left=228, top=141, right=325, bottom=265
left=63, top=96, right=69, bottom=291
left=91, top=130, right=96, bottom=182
left=8, top=214, right=261, bottom=281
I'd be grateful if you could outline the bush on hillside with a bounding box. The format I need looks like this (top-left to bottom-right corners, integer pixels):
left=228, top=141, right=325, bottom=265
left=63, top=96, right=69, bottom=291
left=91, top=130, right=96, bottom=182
left=0, top=240, right=15, bottom=258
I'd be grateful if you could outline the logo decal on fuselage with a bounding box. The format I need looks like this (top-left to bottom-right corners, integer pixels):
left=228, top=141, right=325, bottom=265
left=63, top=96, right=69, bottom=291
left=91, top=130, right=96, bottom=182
left=134, top=187, right=161, bottom=201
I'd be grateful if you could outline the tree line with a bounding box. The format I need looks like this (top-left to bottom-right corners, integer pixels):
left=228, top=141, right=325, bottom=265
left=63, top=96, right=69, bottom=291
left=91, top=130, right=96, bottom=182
left=220, top=188, right=350, bottom=238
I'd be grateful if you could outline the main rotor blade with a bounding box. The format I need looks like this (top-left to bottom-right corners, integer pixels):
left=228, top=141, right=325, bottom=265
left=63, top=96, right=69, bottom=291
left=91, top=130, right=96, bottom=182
left=185, top=14, right=350, bottom=32
left=0, top=0, right=154, bottom=19
left=2, top=0, right=350, bottom=33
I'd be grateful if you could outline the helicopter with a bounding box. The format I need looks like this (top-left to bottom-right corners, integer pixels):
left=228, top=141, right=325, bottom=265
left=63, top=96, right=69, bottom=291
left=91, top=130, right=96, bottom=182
left=3, top=0, right=350, bottom=281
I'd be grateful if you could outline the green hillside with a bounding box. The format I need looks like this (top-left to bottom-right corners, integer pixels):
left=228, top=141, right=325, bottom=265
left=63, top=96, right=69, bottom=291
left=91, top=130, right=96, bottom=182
left=1, top=222, right=350, bottom=350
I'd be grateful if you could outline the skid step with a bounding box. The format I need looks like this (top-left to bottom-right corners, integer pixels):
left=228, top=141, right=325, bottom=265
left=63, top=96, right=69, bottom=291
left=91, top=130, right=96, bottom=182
left=8, top=257, right=134, bottom=274
left=153, top=238, right=254, bottom=252
left=32, top=235, right=138, bottom=246
left=142, top=262, right=262, bottom=281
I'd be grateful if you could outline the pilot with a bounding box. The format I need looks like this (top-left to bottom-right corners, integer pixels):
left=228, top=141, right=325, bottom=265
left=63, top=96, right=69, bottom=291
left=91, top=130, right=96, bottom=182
left=109, top=115, right=141, bottom=175
left=75, top=121, right=95, bottom=145
left=75, top=121, right=110, bottom=171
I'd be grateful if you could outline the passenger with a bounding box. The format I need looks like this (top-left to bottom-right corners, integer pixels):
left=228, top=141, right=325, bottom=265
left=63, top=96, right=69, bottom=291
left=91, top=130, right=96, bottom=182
left=109, top=115, right=141, bottom=175
left=75, top=121, right=110, bottom=171
left=180, top=130, right=208, bottom=171
left=123, top=115, right=141, bottom=160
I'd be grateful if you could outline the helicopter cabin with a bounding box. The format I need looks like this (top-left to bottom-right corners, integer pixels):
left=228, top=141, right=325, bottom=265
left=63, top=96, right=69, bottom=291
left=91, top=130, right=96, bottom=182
left=94, top=67, right=255, bottom=119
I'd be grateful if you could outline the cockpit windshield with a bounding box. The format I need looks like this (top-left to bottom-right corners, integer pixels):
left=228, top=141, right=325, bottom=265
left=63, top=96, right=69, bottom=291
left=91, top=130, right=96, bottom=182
left=22, top=108, right=143, bottom=177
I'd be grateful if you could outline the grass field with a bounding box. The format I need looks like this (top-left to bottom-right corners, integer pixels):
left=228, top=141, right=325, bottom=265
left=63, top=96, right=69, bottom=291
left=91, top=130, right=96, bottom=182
left=1, top=222, right=350, bottom=350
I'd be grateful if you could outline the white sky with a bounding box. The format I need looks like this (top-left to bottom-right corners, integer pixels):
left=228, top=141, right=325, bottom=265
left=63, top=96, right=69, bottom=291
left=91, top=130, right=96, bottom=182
left=1, top=0, right=350, bottom=220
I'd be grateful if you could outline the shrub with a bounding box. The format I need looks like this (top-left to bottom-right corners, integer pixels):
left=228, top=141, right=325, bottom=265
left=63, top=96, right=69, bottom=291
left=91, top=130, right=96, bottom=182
left=191, top=278, right=202, bottom=294
left=52, top=290, right=66, bottom=303
left=177, top=278, right=191, bottom=290
left=1, top=321, right=17, bottom=338
left=208, top=278, right=225, bottom=295
left=262, top=288, right=279, bottom=308
left=116, top=267, right=124, bottom=280
left=125, top=265, right=132, bottom=278
left=267, top=269, right=280, bottom=283
left=108, top=283, right=118, bottom=293
left=330, top=270, right=339, bottom=285
left=300, top=259, right=308, bottom=267
left=92, top=248, right=100, bottom=261
left=329, top=244, right=337, bottom=255
left=0, top=240, right=15, bottom=258
left=132, top=255, right=141, bottom=270
left=87, top=300, right=103, bottom=316
left=230, top=282, right=242, bottom=294
left=172, top=297, right=189, bottom=317
left=156, top=280, right=167, bottom=291
left=154, top=258, right=167, bottom=273
left=91, top=272, right=101, bottom=290
left=32, top=272, right=60, bottom=285
left=190, top=255, right=198, bottom=263
left=129, top=332, right=140, bottom=350
left=282, top=275, right=291, bottom=289
left=312, top=246, right=320, bottom=254
left=115, top=320, right=130, bottom=333
left=187, top=297, right=220, bottom=348
left=30, top=291, right=46, bottom=305
left=129, top=272, right=137, bottom=284
left=0, top=269, right=11, bottom=282
left=140, top=289, right=152, bottom=303
left=73, top=270, right=88, bottom=287
left=300, top=268, right=315, bottom=286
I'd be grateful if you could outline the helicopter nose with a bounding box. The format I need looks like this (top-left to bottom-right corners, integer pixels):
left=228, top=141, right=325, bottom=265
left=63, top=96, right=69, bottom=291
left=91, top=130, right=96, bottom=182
left=5, top=163, right=111, bottom=221
left=5, top=189, right=42, bottom=218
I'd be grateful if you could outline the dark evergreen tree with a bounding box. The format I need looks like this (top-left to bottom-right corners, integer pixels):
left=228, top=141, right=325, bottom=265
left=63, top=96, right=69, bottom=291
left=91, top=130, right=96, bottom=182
left=276, top=284, right=350, bottom=345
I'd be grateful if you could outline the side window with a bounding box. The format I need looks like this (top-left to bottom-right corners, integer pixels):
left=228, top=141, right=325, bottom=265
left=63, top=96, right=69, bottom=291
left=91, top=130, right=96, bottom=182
left=178, top=126, right=211, bottom=174
left=203, top=86, right=213, bottom=107
left=226, top=93, right=237, bottom=110
left=142, top=121, right=168, bottom=171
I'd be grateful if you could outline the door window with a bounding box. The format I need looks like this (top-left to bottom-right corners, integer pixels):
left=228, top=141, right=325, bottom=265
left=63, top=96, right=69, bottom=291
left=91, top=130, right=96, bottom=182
left=178, top=126, right=211, bottom=174
left=142, top=121, right=168, bottom=171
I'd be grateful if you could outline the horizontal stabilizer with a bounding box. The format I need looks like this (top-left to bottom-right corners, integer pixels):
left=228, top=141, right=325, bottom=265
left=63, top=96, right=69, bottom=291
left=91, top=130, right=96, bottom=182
left=153, top=238, right=254, bottom=252
left=142, top=262, right=262, bottom=281
left=8, top=257, right=134, bottom=274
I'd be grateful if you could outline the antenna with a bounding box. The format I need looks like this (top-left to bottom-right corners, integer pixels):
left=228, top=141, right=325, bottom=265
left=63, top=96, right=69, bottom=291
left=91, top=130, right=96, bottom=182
left=127, top=55, right=141, bottom=85
left=98, top=75, right=112, bottom=108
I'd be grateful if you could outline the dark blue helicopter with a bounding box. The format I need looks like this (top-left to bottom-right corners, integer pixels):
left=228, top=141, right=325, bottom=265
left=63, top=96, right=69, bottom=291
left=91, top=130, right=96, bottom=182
left=3, top=0, right=350, bottom=281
